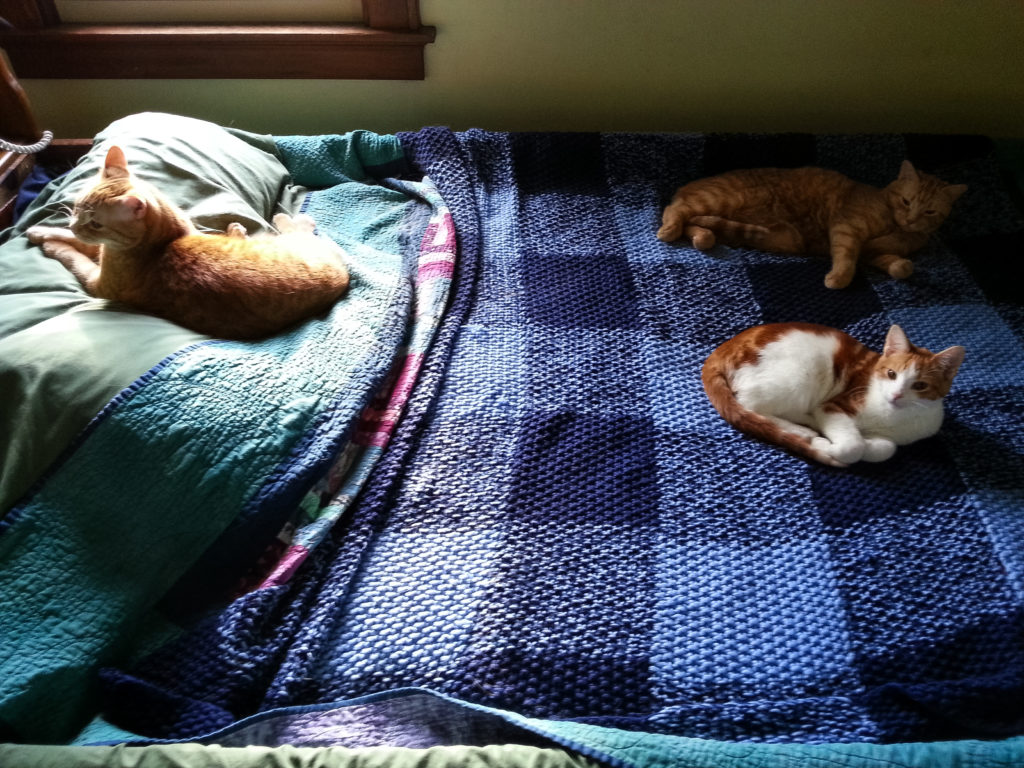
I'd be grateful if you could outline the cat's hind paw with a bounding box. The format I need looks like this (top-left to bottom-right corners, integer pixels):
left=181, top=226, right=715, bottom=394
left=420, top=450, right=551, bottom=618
left=225, top=222, right=248, bottom=238
left=780, top=421, right=819, bottom=441
left=273, top=212, right=317, bottom=234
left=684, top=225, right=716, bottom=250
left=886, top=258, right=914, bottom=280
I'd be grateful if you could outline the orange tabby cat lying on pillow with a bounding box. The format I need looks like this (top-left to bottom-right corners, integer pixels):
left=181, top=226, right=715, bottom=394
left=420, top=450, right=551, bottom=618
left=27, top=145, right=350, bottom=340
left=657, top=161, right=966, bottom=289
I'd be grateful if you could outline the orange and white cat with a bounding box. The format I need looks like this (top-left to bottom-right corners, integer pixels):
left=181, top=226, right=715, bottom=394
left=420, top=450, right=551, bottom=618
left=658, top=162, right=966, bottom=289
left=26, top=145, right=350, bottom=340
left=702, top=323, right=965, bottom=467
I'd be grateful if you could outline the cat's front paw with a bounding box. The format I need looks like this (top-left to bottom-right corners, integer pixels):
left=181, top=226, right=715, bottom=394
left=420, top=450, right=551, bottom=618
left=656, top=222, right=682, bottom=242
left=824, top=267, right=855, bottom=290
left=25, top=225, right=70, bottom=244
left=225, top=222, right=248, bottom=238
left=861, top=437, right=897, bottom=462
left=25, top=226, right=47, bottom=244
left=810, top=437, right=849, bottom=467
left=822, top=436, right=865, bottom=465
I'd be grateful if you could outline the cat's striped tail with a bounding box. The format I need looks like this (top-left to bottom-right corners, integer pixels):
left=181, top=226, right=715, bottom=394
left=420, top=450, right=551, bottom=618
left=700, top=364, right=846, bottom=468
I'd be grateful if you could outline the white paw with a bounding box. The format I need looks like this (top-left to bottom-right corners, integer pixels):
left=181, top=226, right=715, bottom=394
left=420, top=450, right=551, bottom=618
left=40, top=242, right=63, bottom=259
left=25, top=225, right=66, bottom=244
left=291, top=213, right=317, bottom=232
left=820, top=436, right=865, bottom=465
left=810, top=437, right=848, bottom=467
left=861, top=437, right=897, bottom=462
left=226, top=222, right=247, bottom=238
left=272, top=212, right=317, bottom=234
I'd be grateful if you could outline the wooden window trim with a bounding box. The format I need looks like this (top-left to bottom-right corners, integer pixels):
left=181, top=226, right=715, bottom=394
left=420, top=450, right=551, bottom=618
left=0, top=0, right=435, bottom=79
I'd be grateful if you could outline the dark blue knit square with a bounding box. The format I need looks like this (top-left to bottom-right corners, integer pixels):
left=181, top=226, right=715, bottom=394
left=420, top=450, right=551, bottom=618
left=527, top=328, right=649, bottom=417
left=744, top=258, right=885, bottom=327
left=814, top=134, right=908, bottom=187
left=949, top=232, right=1024, bottom=305
left=646, top=261, right=762, bottom=346
left=512, top=132, right=609, bottom=196
left=821, top=495, right=1024, bottom=738
left=944, top=386, right=1024, bottom=490
left=813, top=437, right=964, bottom=530
left=508, top=410, right=660, bottom=527
left=654, top=423, right=823, bottom=547
left=603, top=132, right=706, bottom=205
left=450, top=410, right=658, bottom=716
left=522, top=246, right=641, bottom=330
left=903, top=134, right=994, bottom=172
left=701, top=133, right=817, bottom=175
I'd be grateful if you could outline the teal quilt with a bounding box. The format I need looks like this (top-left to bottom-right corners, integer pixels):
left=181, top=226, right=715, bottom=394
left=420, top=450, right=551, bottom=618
left=0, top=114, right=453, bottom=743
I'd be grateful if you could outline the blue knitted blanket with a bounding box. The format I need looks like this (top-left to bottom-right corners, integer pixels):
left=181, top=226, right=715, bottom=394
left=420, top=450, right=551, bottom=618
left=91, top=129, right=1024, bottom=765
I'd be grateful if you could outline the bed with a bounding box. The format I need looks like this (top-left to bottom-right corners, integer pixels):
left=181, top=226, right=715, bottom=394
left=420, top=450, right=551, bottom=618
left=2, top=69, right=1024, bottom=768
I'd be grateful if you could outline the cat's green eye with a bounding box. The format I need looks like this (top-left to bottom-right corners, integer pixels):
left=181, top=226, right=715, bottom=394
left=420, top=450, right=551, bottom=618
left=88, top=221, right=104, bottom=230
left=886, top=369, right=897, bottom=379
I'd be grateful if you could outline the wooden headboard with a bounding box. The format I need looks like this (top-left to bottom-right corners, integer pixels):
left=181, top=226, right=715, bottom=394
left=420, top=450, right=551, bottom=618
left=1, top=50, right=90, bottom=228
left=1, top=48, right=40, bottom=142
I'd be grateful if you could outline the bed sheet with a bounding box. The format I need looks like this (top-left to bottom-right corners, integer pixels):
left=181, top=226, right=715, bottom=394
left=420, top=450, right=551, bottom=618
left=0, top=743, right=598, bottom=768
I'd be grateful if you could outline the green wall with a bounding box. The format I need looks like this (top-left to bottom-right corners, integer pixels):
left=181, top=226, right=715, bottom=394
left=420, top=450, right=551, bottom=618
left=19, top=0, right=1024, bottom=139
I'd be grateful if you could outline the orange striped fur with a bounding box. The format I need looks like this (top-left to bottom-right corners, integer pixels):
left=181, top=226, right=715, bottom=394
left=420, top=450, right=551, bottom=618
left=658, top=162, right=966, bottom=289
left=27, top=146, right=350, bottom=339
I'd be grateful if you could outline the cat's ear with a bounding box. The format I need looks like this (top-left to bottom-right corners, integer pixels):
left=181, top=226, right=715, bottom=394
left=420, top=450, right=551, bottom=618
left=117, top=195, right=148, bottom=219
left=103, top=145, right=130, bottom=179
left=898, top=160, right=919, bottom=182
left=882, top=324, right=911, bottom=356
left=945, top=183, right=968, bottom=202
left=933, top=345, right=965, bottom=380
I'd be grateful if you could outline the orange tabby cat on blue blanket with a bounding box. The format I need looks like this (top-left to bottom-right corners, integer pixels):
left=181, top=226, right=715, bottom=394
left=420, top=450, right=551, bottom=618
left=27, top=145, right=350, bottom=340
left=658, top=161, right=966, bottom=289
left=702, top=322, right=965, bottom=467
